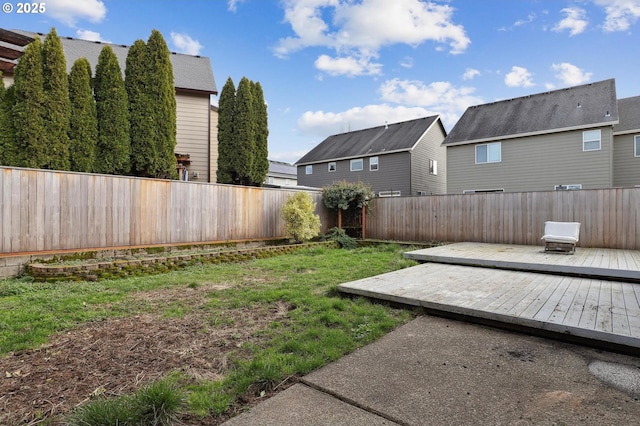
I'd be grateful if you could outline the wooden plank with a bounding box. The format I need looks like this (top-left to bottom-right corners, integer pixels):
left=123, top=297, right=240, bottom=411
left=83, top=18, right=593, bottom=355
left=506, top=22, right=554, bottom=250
left=610, top=282, right=630, bottom=337
left=595, top=281, right=613, bottom=333
left=577, top=280, right=602, bottom=330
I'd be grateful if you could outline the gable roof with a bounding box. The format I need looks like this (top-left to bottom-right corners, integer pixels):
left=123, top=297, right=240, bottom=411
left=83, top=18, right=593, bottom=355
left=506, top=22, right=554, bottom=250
left=444, top=79, right=619, bottom=146
left=268, top=160, right=296, bottom=177
left=613, top=95, right=640, bottom=135
left=296, top=115, right=442, bottom=165
left=10, top=29, right=217, bottom=95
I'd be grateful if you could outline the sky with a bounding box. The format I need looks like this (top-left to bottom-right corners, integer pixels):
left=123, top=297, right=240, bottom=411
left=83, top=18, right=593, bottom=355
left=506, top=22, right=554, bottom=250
left=1, top=0, right=640, bottom=164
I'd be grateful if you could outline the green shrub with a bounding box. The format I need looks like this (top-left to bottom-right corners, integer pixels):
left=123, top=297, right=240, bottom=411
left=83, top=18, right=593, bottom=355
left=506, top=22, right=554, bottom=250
left=280, top=192, right=321, bottom=243
left=322, top=227, right=358, bottom=249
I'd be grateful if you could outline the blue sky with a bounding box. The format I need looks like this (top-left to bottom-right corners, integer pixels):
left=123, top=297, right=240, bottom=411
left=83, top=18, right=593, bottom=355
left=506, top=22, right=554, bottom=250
left=2, top=0, right=640, bottom=164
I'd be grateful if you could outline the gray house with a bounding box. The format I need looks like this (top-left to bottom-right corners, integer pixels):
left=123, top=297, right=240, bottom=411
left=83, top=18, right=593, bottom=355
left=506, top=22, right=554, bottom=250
left=296, top=116, right=447, bottom=196
left=265, top=160, right=297, bottom=187
left=442, top=79, right=640, bottom=193
left=2, top=29, right=218, bottom=182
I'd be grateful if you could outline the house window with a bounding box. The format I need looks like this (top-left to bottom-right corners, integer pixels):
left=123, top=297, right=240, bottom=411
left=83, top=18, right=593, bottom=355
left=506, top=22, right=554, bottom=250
left=475, top=142, right=501, bottom=164
left=429, top=159, right=438, bottom=175
left=328, top=162, right=336, bottom=172
left=554, top=184, right=582, bottom=190
left=350, top=158, right=363, bottom=171
left=370, top=156, right=379, bottom=171
left=583, top=130, right=601, bottom=151
left=635, top=136, right=640, bottom=157
left=305, top=165, right=312, bottom=175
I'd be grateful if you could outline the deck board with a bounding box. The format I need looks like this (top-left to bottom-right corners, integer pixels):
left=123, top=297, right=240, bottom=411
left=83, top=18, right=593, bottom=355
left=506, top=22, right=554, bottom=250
left=339, top=242, right=640, bottom=351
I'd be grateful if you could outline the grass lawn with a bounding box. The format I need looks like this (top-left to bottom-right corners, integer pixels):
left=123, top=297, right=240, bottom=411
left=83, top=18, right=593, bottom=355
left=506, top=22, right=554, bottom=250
left=0, top=244, right=418, bottom=425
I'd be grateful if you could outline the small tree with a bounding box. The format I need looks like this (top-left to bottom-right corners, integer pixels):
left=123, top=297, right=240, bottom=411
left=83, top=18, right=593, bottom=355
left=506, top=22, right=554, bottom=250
left=217, top=77, right=236, bottom=184
left=251, top=80, right=269, bottom=186
left=233, top=76, right=256, bottom=185
left=280, top=192, right=321, bottom=243
left=68, top=58, right=98, bottom=172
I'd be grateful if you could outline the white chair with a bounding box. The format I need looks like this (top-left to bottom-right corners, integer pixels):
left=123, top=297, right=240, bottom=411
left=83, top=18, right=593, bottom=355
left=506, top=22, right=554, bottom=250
left=541, top=221, right=581, bottom=254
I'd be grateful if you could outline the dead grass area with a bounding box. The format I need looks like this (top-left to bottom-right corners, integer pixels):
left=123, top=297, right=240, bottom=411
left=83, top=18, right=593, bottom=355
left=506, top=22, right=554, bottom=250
left=0, top=283, right=294, bottom=425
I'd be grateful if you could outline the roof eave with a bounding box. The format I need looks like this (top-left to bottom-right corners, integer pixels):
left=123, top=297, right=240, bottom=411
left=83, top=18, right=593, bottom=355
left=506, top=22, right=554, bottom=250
left=296, top=148, right=412, bottom=166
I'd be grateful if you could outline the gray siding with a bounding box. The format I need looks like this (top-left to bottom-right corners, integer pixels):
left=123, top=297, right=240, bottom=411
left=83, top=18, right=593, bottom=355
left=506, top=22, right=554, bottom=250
left=176, top=92, right=210, bottom=182
left=210, top=107, right=219, bottom=182
left=410, top=123, right=447, bottom=195
left=297, top=152, right=411, bottom=195
left=613, top=134, right=640, bottom=187
left=447, top=127, right=614, bottom=193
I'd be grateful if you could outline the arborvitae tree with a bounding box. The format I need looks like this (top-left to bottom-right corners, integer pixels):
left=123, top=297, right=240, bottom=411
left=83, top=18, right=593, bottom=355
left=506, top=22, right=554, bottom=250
left=94, top=45, right=130, bottom=175
left=68, top=58, right=98, bottom=172
left=233, top=77, right=256, bottom=186
left=216, top=77, right=236, bottom=184
left=12, top=36, right=47, bottom=168
left=126, top=39, right=157, bottom=177
left=0, top=84, right=17, bottom=166
left=42, top=28, right=71, bottom=170
left=146, top=30, right=177, bottom=179
left=251, top=81, right=269, bottom=186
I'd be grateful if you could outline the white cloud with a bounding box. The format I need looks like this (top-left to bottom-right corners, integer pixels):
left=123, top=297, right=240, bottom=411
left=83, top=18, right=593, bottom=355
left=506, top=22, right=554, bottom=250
left=463, top=68, right=480, bottom=80
left=275, top=0, right=470, bottom=75
left=504, top=66, right=534, bottom=87
left=170, top=32, right=203, bottom=56
left=400, top=56, right=414, bottom=68
left=298, top=104, right=434, bottom=138
left=75, top=29, right=110, bottom=43
left=379, top=78, right=483, bottom=128
left=227, top=0, right=245, bottom=12
left=594, top=0, right=640, bottom=31
left=553, top=7, right=588, bottom=36
left=46, top=0, right=107, bottom=26
left=314, top=54, right=382, bottom=76
left=551, top=62, right=593, bottom=85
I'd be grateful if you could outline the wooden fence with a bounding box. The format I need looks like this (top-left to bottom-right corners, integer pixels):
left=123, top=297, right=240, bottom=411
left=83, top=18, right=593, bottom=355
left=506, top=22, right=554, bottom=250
left=0, top=167, right=333, bottom=254
left=366, top=188, right=640, bottom=250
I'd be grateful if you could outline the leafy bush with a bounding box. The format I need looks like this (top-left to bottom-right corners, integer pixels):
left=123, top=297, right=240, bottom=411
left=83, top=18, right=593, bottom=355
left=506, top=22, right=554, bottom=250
left=280, top=192, right=321, bottom=243
left=322, top=227, right=358, bottom=249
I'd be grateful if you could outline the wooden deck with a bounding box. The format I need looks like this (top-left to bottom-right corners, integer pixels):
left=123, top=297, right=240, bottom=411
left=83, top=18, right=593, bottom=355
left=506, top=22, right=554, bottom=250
left=338, top=243, right=640, bottom=353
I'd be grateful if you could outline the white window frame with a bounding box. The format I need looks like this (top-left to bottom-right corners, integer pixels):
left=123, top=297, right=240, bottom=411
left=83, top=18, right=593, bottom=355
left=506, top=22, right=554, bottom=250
left=583, top=129, right=601, bottom=151
left=350, top=158, right=364, bottom=171
left=369, top=156, right=379, bottom=171
left=554, top=184, right=582, bottom=190
left=328, top=162, right=336, bottom=172
left=305, top=165, right=312, bottom=175
left=635, top=135, right=640, bottom=157
left=475, top=142, right=501, bottom=164
left=429, top=159, right=438, bottom=175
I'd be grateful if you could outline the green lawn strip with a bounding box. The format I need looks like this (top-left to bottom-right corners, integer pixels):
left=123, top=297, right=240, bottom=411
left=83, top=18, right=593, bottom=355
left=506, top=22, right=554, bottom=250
left=1, top=244, right=418, bottom=422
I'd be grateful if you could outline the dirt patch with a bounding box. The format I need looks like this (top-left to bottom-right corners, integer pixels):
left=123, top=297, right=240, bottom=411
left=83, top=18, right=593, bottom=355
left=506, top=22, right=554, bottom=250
left=0, top=284, right=295, bottom=425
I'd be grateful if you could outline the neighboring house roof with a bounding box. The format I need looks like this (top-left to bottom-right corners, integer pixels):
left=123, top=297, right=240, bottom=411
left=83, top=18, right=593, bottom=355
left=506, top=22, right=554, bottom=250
left=296, top=115, right=442, bottom=165
left=444, top=79, right=619, bottom=146
left=613, top=96, right=640, bottom=135
left=10, top=29, right=217, bottom=95
left=268, top=160, right=296, bottom=178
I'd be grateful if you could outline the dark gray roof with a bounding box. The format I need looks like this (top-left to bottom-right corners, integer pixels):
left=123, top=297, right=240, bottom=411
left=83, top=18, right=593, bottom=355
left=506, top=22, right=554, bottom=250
left=12, top=29, right=216, bottom=94
left=444, top=79, right=619, bottom=146
left=614, top=96, right=640, bottom=134
left=268, top=160, right=296, bottom=177
left=296, top=115, right=441, bottom=165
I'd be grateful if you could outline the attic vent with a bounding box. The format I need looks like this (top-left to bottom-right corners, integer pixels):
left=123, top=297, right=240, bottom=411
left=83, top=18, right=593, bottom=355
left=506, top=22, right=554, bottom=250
left=577, top=103, right=581, bottom=108
left=605, top=111, right=610, bottom=117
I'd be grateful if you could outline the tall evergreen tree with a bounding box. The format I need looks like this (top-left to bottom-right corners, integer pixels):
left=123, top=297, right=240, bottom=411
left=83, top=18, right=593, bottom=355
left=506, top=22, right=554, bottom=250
left=68, top=58, right=98, bottom=172
left=12, top=36, right=47, bottom=168
left=126, top=39, right=157, bottom=177
left=146, top=30, right=177, bottom=179
left=94, top=45, right=130, bottom=175
left=0, top=84, right=17, bottom=166
left=233, top=77, right=256, bottom=186
left=216, top=77, right=236, bottom=184
left=42, top=28, right=71, bottom=170
left=251, top=81, right=269, bottom=186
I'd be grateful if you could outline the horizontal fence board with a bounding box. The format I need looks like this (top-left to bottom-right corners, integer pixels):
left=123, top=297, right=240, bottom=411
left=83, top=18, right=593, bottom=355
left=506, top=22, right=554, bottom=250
left=366, top=188, right=640, bottom=250
left=0, top=167, right=331, bottom=254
